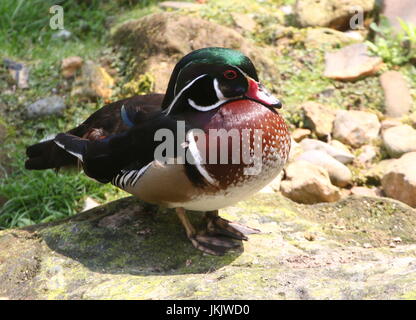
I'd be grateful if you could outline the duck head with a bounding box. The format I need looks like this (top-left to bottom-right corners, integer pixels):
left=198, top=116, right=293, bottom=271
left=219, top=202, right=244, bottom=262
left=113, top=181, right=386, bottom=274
left=162, top=47, right=282, bottom=115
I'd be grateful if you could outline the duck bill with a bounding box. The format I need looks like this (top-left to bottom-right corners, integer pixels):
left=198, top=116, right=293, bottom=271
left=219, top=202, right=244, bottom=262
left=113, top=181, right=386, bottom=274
left=245, top=78, right=282, bottom=112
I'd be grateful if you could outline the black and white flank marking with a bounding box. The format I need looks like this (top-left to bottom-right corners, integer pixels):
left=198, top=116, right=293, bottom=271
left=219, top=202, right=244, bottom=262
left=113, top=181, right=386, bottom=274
left=111, top=162, right=152, bottom=189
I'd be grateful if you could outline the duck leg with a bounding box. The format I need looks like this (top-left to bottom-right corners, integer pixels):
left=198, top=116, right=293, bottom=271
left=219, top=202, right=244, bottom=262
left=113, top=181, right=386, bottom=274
left=205, top=210, right=261, bottom=240
left=175, top=208, right=241, bottom=256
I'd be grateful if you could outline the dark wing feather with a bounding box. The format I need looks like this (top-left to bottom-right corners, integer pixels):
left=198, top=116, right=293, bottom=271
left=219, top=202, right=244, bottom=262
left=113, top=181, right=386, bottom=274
left=25, top=94, right=164, bottom=171
left=54, top=113, right=185, bottom=183
left=72, top=93, right=164, bottom=137
left=25, top=139, right=77, bottom=170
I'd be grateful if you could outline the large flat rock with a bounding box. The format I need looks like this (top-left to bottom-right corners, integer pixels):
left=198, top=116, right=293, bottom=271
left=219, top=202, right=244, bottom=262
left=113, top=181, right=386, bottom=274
left=382, top=0, right=416, bottom=31
left=1, top=194, right=416, bottom=300
left=324, top=44, right=383, bottom=81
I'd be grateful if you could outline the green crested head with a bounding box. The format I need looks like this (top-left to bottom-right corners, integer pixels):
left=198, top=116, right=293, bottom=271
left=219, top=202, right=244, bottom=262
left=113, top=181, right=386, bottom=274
left=162, top=48, right=258, bottom=108
left=176, top=47, right=258, bottom=80
left=162, top=47, right=281, bottom=114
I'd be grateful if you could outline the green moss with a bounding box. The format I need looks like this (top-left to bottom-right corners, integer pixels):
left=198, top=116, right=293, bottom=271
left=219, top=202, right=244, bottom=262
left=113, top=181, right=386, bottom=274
left=119, top=72, right=155, bottom=97
left=297, top=196, right=416, bottom=246
left=349, top=164, right=369, bottom=186
left=195, top=0, right=286, bottom=28
left=35, top=198, right=242, bottom=276
left=402, top=290, right=416, bottom=300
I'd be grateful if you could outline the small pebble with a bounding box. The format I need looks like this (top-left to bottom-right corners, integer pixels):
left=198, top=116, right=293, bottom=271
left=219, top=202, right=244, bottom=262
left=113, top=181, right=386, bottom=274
left=304, top=232, right=316, bottom=241
left=392, top=237, right=402, bottom=244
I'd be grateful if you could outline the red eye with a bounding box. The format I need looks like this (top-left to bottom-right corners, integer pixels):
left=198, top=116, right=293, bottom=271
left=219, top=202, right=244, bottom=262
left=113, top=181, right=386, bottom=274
left=223, top=69, right=237, bottom=80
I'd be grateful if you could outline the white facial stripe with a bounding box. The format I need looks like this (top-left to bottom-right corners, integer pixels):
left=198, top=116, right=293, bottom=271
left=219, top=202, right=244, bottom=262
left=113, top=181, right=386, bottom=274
left=188, top=98, right=225, bottom=112
left=187, top=130, right=217, bottom=186
left=173, top=61, right=194, bottom=95
left=213, top=78, right=225, bottom=100
left=165, top=74, right=208, bottom=115
left=234, top=66, right=249, bottom=78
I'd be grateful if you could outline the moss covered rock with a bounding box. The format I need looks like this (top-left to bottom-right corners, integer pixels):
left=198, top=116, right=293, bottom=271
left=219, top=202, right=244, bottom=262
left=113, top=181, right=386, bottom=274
left=111, top=12, right=277, bottom=93
left=1, top=194, right=416, bottom=299
left=304, top=28, right=362, bottom=48
left=71, top=61, right=115, bottom=101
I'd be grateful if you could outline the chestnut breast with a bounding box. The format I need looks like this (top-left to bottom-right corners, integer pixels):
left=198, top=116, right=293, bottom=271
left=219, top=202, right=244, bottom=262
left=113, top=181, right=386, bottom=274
left=198, top=99, right=291, bottom=189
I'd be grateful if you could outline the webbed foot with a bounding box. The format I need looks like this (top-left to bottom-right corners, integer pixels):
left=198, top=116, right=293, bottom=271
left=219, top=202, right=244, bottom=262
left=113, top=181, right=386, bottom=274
left=176, top=208, right=260, bottom=256
left=205, top=210, right=261, bottom=240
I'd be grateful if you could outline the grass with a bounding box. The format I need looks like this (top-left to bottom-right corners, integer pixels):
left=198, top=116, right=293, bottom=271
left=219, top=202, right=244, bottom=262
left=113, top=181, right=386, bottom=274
left=1, top=0, right=105, bottom=58
left=0, top=0, right=164, bottom=58
left=0, top=158, right=126, bottom=230
left=0, top=124, right=128, bottom=230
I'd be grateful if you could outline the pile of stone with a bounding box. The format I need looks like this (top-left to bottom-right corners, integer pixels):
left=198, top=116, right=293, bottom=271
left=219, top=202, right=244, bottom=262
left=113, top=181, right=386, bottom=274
left=258, top=0, right=416, bottom=208
left=266, top=100, right=416, bottom=208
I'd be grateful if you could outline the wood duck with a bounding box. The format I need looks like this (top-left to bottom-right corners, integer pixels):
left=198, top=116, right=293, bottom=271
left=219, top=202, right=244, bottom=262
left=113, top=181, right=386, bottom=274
left=25, top=47, right=291, bottom=255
